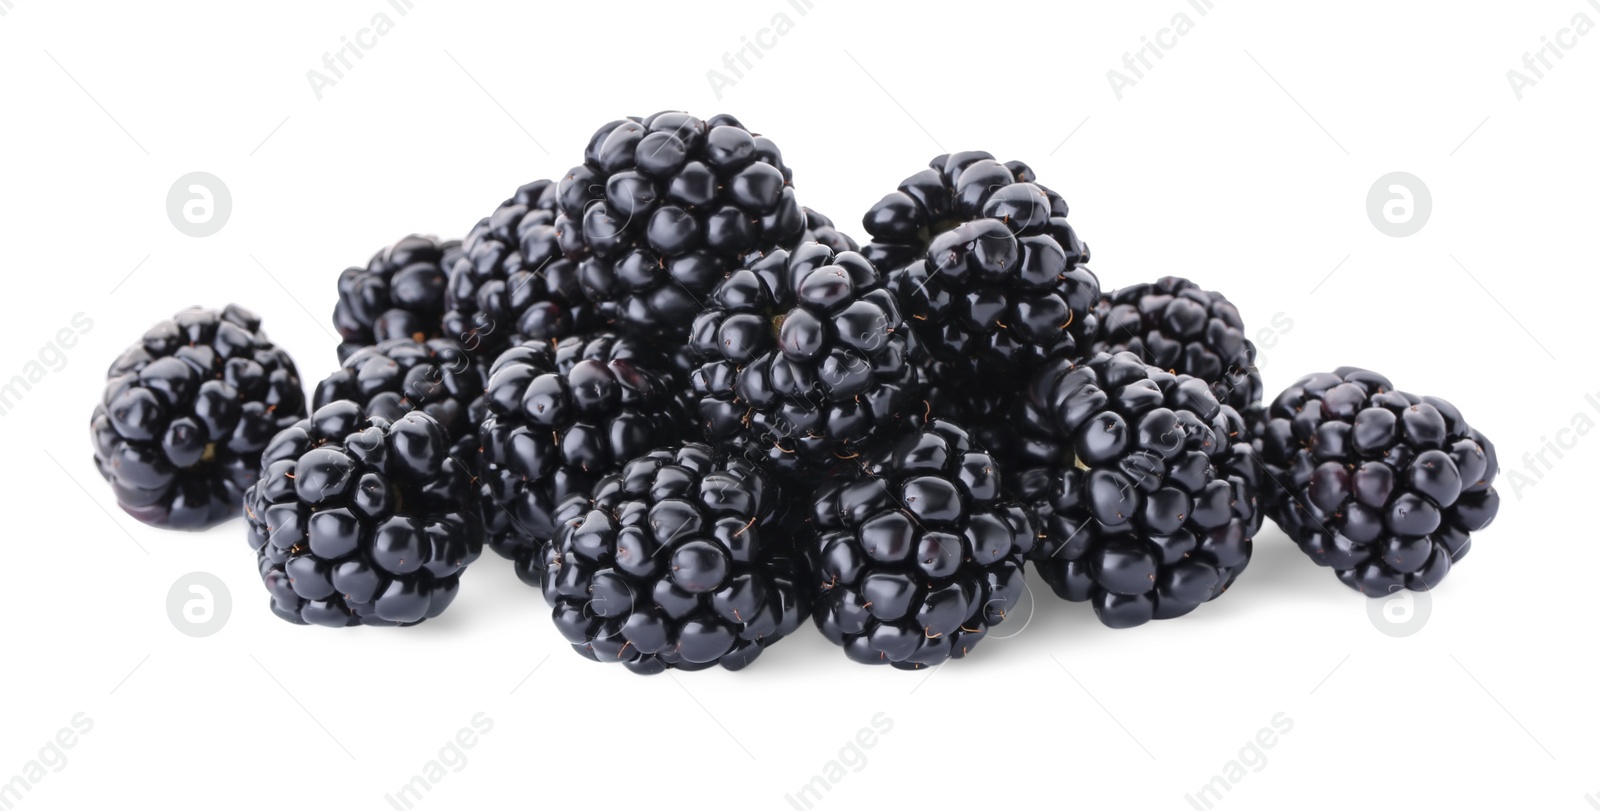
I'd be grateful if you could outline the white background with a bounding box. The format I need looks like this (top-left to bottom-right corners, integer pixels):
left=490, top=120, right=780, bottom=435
left=1, top=1, right=1595, bottom=808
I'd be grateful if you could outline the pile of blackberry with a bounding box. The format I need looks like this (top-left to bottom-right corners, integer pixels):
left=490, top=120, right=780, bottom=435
left=91, top=111, right=1501, bottom=672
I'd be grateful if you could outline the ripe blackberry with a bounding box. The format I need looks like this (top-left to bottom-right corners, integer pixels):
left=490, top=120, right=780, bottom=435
left=558, top=111, right=807, bottom=340
left=862, top=151, right=1101, bottom=391
left=245, top=403, right=483, bottom=626
left=810, top=419, right=1037, bottom=668
left=477, top=333, right=687, bottom=579
left=627, top=207, right=850, bottom=388
left=90, top=305, right=306, bottom=530
left=333, top=234, right=460, bottom=362
left=1092, top=276, right=1262, bottom=412
left=443, top=179, right=596, bottom=360
left=801, top=207, right=859, bottom=254
left=312, top=338, right=486, bottom=464
left=1256, top=368, right=1499, bottom=595
left=539, top=442, right=809, bottom=674
left=688, top=243, right=919, bottom=481
left=920, top=371, right=1011, bottom=462
left=1019, top=352, right=1258, bottom=629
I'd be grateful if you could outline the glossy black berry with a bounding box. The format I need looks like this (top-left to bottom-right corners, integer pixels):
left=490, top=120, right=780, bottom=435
left=244, top=402, right=483, bottom=626
left=444, top=180, right=596, bottom=360
left=539, top=442, right=809, bottom=674
left=333, top=234, right=460, bottom=362
left=312, top=338, right=487, bottom=464
left=90, top=305, right=306, bottom=530
left=477, top=333, right=687, bottom=578
left=558, top=112, right=809, bottom=340
left=689, top=243, right=920, bottom=481
left=800, top=207, right=859, bottom=254
left=863, top=152, right=1101, bottom=394
left=1256, top=368, right=1499, bottom=595
left=1016, top=352, right=1259, bottom=628
left=1092, top=276, right=1262, bottom=412
left=810, top=419, right=1037, bottom=668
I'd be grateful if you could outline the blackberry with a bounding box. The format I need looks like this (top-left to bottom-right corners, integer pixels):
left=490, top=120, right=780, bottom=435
left=90, top=305, right=306, bottom=530
left=1019, top=352, right=1258, bottom=629
left=558, top=111, right=807, bottom=340
left=245, top=402, right=482, bottom=626
left=862, top=151, right=1101, bottom=391
left=312, top=338, right=487, bottom=464
left=920, top=371, right=1011, bottom=461
left=333, top=234, right=460, bottom=362
left=443, top=179, right=595, bottom=360
left=801, top=207, right=859, bottom=254
left=689, top=243, right=919, bottom=481
left=636, top=206, right=859, bottom=388
left=1091, top=276, right=1262, bottom=412
left=810, top=419, right=1037, bottom=668
left=539, top=442, right=809, bottom=674
left=477, top=333, right=687, bottom=579
left=1256, top=368, right=1499, bottom=595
